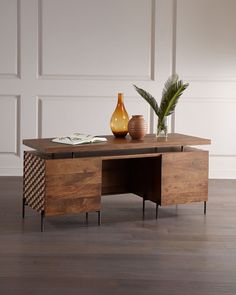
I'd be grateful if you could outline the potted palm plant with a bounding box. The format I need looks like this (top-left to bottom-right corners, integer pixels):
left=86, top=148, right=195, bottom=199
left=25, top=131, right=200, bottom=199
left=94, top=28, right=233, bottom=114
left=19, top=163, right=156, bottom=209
left=134, top=74, right=189, bottom=137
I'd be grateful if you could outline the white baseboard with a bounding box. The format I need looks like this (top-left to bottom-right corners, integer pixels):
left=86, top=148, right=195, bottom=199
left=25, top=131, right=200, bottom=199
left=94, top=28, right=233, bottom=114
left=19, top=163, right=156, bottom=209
left=209, top=169, right=236, bottom=179
left=0, top=168, right=22, bottom=176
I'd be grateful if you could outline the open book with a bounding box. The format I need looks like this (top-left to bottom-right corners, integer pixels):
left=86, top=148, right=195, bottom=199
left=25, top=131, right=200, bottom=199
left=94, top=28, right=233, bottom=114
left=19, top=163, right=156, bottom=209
left=52, top=133, right=107, bottom=145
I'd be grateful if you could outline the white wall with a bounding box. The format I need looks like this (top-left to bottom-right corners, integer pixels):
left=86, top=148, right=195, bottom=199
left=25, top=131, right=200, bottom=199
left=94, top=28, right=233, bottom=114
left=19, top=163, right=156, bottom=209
left=174, top=0, right=236, bottom=178
left=0, top=0, right=235, bottom=178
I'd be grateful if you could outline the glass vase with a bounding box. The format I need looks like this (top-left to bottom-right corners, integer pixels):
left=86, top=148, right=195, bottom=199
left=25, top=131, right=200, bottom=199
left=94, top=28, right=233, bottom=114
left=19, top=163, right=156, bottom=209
left=156, top=117, right=168, bottom=138
left=110, top=93, right=129, bottom=137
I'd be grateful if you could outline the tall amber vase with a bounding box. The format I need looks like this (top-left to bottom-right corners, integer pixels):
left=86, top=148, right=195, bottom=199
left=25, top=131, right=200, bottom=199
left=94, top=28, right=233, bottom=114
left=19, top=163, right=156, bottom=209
left=110, top=93, right=129, bottom=137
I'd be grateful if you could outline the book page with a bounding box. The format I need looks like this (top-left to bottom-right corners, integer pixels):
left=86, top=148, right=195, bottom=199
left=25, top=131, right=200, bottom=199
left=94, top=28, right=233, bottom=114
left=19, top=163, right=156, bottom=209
left=52, top=133, right=107, bottom=145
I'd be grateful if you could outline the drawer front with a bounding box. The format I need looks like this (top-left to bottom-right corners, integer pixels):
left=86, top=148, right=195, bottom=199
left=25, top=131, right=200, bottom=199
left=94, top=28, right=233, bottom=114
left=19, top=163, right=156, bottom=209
left=161, top=151, right=208, bottom=205
left=45, top=157, right=101, bottom=216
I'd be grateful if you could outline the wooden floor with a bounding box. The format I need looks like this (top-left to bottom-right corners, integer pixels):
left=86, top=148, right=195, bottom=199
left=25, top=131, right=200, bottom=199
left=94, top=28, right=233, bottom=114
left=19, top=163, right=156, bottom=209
left=0, top=177, right=236, bottom=295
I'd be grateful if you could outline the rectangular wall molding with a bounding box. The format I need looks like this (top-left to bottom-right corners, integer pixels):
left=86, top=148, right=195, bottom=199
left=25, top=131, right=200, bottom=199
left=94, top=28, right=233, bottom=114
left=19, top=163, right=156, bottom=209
left=0, top=95, right=20, bottom=156
left=37, top=0, right=156, bottom=80
left=0, top=0, right=20, bottom=79
left=175, top=0, right=236, bottom=82
left=175, top=97, right=236, bottom=158
left=36, top=95, right=150, bottom=138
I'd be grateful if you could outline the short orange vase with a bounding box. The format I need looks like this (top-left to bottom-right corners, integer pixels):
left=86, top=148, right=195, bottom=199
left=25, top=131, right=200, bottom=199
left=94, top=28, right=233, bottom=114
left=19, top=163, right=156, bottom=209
left=128, top=115, right=147, bottom=140
left=110, top=93, right=129, bottom=137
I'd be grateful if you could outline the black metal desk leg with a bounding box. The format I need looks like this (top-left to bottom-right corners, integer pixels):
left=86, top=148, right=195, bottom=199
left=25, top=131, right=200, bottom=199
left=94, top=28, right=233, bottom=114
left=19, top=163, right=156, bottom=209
left=204, top=201, right=207, bottom=215
left=41, top=211, right=45, bottom=232
left=97, top=211, right=101, bottom=226
left=156, top=204, right=159, bottom=219
left=22, top=198, right=26, bottom=218
left=142, top=198, right=146, bottom=219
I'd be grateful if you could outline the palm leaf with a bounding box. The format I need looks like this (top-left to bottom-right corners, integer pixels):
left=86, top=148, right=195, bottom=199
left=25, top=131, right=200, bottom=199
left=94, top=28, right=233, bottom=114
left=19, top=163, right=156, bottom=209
left=158, top=75, right=189, bottom=120
left=133, top=85, right=159, bottom=115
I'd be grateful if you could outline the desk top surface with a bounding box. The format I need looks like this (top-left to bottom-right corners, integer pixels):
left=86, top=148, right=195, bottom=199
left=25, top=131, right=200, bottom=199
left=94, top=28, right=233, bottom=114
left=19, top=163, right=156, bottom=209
left=23, top=133, right=211, bottom=154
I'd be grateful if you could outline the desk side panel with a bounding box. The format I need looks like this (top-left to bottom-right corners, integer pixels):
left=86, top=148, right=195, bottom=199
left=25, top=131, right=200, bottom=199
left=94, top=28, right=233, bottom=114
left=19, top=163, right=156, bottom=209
left=161, top=150, right=208, bottom=206
left=23, top=151, right=46, bottom=213
left=45, top=157, right=101, bottom=216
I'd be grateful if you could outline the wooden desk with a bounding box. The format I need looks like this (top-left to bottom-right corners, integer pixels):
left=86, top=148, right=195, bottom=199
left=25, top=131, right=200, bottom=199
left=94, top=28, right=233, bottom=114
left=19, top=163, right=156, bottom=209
left=23, top=133, right=211, bottom=231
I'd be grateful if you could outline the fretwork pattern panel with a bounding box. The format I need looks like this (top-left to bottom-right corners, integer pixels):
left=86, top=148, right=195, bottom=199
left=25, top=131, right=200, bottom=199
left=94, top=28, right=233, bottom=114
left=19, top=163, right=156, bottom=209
left=23, top=152, right=45, bottom=212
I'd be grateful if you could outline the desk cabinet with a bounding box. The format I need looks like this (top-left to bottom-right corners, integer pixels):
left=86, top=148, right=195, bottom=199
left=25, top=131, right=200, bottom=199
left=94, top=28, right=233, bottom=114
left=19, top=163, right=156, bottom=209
left=161, top=148, right=208, bottom=205
left=101, top=148, right=208, bottom=207
left=24, top=152, right=101, bottom=218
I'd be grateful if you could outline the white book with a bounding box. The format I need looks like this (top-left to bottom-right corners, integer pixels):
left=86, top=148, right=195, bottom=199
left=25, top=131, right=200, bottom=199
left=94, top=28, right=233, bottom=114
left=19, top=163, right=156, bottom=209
left=52, top=133, right=107, bottom=145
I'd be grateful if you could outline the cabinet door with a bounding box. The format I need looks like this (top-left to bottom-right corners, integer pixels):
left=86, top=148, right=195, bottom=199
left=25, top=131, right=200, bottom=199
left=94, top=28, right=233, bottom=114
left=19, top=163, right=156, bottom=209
left=45, top=157, right=101, bottom=216
left=161, top=151, right=208, bottom=206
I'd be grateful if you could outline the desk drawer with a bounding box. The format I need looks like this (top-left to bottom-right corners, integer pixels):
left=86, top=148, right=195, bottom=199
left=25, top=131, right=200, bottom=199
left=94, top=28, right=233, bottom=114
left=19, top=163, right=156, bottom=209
left=23, top=152, right=102, bottom=216
left=45, top=157, right=101, bottom=216
left=161, top=149, right=208, bottom=205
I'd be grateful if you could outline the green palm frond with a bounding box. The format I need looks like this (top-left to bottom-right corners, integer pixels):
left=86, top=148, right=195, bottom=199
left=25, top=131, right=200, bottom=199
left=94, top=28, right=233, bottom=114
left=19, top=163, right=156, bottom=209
left=133, top=85, right=159, bottom=116
left=134, top=75, right=189, bottom=124
left=158, top=74, right=189, bottom=120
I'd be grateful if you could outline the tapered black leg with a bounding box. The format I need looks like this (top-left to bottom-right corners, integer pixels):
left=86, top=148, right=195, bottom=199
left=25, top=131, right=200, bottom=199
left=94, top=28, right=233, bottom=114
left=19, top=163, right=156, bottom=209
left=41, top=211, right=45, bottom=232
left=156, top=204, right=159, bottom=219
left=22, top=198, right=25, bottom=218
left=86, top=212, right=88, bottom=224
left=97, top=211, right=101, bottom=226
left=142, top=198, right=146, bottom=219
left=204, top=201, right=207, bottom=215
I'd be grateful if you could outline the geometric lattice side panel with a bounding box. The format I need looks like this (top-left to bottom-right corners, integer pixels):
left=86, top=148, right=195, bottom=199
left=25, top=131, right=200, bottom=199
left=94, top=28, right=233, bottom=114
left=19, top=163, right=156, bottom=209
left=23, top=152, right=45, bottom=212
left=40, top=0, right=152, bottom=78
